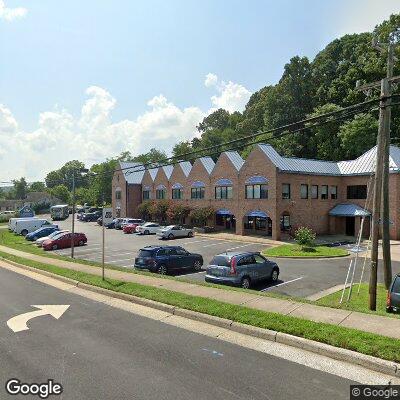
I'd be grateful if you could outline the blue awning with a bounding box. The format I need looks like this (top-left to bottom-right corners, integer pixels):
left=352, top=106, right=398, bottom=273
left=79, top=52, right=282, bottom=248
left=246, top=210, right=268, bottom=218
left=191, top=181, right=205, bottom=188
left=215, top=178, right=233, bottom=186
left=216, top=208, right=233, bottom=216
left=329, top=204, right=371, bottom=217
left=171, top=183, right=183, bottom=189
left=156, top=184, right=166, bottom=190
left=245, top=176, right=268, bottom=184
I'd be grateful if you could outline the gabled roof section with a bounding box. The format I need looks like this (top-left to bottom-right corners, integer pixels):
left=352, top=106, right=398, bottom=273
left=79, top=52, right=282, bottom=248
left=199, top=157, right=215, bottom=175
left=162, top=165, right=174, bottom=179
left=177, top=161, right=192, bottom=177
left=148, top=167, right=158, bottom=181
left=224, top=151, right=244, bottom=171
left=257, top=144, right=400, bottom=176
left=119, top=161, right=145, bottom=184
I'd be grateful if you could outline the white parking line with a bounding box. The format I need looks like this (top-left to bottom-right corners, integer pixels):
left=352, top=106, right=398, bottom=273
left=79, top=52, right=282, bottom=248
left=201, top=242, right=231, bottom=248
left=260, top=277, right=303, bottom=292
left=224, top=244, right=255, bottom=251
left=180, top=239, right=213, bottom=245
left=107, top=257, right=135, bottom=264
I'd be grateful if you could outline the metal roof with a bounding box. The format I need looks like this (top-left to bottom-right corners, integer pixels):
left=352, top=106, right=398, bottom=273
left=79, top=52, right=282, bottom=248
left=119, top=161, right=145, bottom=184
left=148, top=168, right=158, bottom=181
left=258, top=144, right=400, bottom=176
left=199, top=157, right=215, bottom=175
left=329, top=204, right=371, bottom=217
left=162, top=165, right=174, bottom=179
left=178, top=161, right=192, bottom=177
left=224, top=151, right=244, bottom=171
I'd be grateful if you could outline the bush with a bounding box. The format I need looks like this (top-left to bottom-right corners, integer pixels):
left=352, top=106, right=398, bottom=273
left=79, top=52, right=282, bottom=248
left=137, top=201, right=153, bottom=220
left=0, top=214, right=14, bottom=223
left=166, top=204, right=192, bottom=224
left=151, top=200, right=170, bottom=223
left=189, top=207, right=215, bottom=227
left=294, top=226, right=316, bottom=250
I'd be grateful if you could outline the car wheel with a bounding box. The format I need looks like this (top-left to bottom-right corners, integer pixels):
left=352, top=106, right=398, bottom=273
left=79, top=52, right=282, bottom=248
left=157, top=264, right=167, bottom=275
left=271, top=268, right=279, bottom=282
left=78, top=240, right=84, bottom=246
left=187, top=231, right=194, bottom=238
left=52, top=244, right=58, bottom=251
left=241, top=277, right=251, bottom=289
left=168, top=233, right=174, bottom=240
left=193, top=260, right=202, bottom=271
left=21, top=229, right=28, bottom=236
left=144, top=230, right=150, bottom=235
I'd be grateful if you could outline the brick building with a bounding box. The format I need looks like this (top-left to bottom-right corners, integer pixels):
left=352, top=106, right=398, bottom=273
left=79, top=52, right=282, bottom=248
left=112, top=144, right=400, bottom=240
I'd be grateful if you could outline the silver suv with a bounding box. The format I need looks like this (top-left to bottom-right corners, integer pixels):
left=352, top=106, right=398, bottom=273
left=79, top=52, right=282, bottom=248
left=205, top=251, right=279, bottom=289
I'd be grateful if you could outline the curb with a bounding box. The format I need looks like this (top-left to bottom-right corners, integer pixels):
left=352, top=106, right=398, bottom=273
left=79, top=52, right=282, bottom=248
left=1, top=256, right=399, bottom=379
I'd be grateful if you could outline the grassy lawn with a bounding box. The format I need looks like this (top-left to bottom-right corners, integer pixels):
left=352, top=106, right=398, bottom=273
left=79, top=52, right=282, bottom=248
left=0, top=250, right=399, bottom=362
left=263, top=244, right=349, bottom=258
left=317, top=283, right=399, bottom=319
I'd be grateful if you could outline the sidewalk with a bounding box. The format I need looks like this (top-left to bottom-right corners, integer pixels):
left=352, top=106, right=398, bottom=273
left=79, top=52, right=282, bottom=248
left=195, top=231, right=283, bottom=246
left=1, top=244, right=400, bottom=340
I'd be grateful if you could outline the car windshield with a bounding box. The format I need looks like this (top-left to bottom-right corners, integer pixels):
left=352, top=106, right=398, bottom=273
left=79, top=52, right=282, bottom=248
left=138, top=250, right=154, bottom=258
left=392, top=277, right=400, bottom=293
left=210, top=256, right=230, bottom=267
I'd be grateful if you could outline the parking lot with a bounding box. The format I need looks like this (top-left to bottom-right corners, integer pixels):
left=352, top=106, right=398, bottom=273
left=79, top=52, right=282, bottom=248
left=51, top=216, right=400, bottom=299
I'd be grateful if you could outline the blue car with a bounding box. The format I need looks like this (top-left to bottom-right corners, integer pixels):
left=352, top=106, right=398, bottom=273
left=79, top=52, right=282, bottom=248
left=134, top=245, right=203, bottom=275
left=25, top=226, right=59, bottom=241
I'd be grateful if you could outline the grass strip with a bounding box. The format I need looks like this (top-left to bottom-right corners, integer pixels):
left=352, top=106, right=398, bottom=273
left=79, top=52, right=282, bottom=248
left=0, top=250, right=399, bottom=363
left=317, top=283, right=399, bottom=319
left=263, top=244, right=349, bottom=258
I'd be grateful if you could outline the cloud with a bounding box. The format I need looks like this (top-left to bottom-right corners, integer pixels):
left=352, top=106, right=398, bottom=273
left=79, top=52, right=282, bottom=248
left=204, top=73, right=218, bottom=88
left=204, top=73, right=252, bottom=113
left=0, top=0, right=27, bottom=21
left=0, top=74, right=252, bottom=181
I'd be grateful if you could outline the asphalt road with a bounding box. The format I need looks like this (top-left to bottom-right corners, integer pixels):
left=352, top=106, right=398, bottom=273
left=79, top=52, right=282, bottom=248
left=49, top=216, right=400, bottom=298
left=0, top=266, right=354, bottom=400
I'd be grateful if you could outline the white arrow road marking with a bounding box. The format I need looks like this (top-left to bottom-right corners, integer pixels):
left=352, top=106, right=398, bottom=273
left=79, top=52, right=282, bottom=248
left=7, top=305, right=70, bottom=333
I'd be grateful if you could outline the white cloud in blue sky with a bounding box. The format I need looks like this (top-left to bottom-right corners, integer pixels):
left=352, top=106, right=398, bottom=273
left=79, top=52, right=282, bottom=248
left=0, top=74, right=252, bottom=180
left=0, top=0, right=27, bottom=21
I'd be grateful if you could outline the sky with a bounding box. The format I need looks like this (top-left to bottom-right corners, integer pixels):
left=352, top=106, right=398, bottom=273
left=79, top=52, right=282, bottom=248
left=0, top=0, right=399, bottom=182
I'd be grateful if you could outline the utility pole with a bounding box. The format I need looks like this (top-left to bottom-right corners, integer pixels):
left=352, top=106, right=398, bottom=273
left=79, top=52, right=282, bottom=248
left=356, top=35, right=399, bottom=310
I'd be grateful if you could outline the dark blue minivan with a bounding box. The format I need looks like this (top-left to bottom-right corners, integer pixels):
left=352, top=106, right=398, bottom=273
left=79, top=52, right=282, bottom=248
left=134, top=245, right=203, bottom=275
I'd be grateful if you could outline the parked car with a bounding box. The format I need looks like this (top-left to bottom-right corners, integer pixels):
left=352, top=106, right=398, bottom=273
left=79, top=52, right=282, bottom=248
left=36, top=230, right=69, bottom=247
left=105, top=218, right=122, bottom=229
left=121, top=218, right=144, bottom=229
left=97, top=217, right=103, bottom=226
left=134, top=245, right=203, bottom=275
left=81, top=211, right=102, bottom=222
left=205, top=252, right=279, bottom=289
left=14, top=219, right=55, bottom=236
left=157, top=225, right=194, bottom=240
left=123, top=219, right=145, bottom=234
left=136, top=222, right=161, bottom=235
left=387, top=273, right=400, bottom=313
left=42, top=232, right=87, bottom=251
left=115, top=218, right=129, bottom=230
left=25, top=226, right=59, bottom=241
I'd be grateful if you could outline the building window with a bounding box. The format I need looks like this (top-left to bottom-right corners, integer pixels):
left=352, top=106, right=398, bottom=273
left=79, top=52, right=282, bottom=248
left=282, top=184, right=291, bottom=199
left=321, top=185, right=328, bottom=200
left=311, top=185, right=318, bottom=199
left=347, top=185, right=367, bottom=199
left=172, top=188, right=183, bottom=199
left=330, top=186, right=338, bottom=200
left=280, top=214, right=291, bottom=231
left=115, top=190, right=121, bottom=200
left=156, top=189, right=166, bottom=199
left=215, top=186, right=233, bottom=199
left=191, top=187, right=205, bottom=199
left=245, top=184, right=268, bottom=199
left=300, top=184, right=308, bottom=199
left=142, top=190, right=150, bottom=200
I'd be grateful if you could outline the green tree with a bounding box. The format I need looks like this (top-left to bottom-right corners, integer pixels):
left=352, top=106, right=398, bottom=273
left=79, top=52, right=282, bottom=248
left=166, top=204, right=192, bottom=224
left=133, top=148, right=168, bottom=165
left=29, top=181, right=46, bottom=192
left=12, top=177, right=28, bottom=200
left=172, top=141, right=193, bottom=161
left=49, top=185, right=71, bottom=203
left=339, top=114, right=378, bottom=159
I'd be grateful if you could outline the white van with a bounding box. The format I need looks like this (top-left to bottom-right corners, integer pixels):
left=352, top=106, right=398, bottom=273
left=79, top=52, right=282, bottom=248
left=14, top=219, right=53, bottom=236
left=8, top=217, right=37, bottom=232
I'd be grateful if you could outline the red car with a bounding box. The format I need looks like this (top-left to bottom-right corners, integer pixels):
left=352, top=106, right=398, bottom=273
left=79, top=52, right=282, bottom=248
left=123, top=223, right=141, bottom=234
left=42, top=232, right=87, bottom=251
